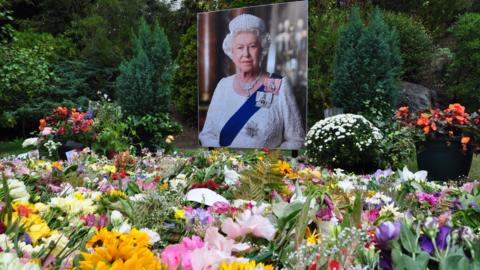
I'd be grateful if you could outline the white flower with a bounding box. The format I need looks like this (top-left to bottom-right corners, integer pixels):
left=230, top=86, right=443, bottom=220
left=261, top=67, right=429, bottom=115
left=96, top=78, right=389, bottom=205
left=140, top=228, right=161, bottom=245
left=399, top=166, right=428, bottom=183
left=224, top=165, right=240, bottom=186
left=1, top=179, right=30, bottom=202
left=22, top=137, right=38, bottom=148
left=0, top=252, right=40, bottom=270
left=117, top=223, right=131, bottom=234
left=129, top=193, right=147, bottom=202
left=111, top=210, right=124, bottom=226
left=338, top=179, right=355, bottom=193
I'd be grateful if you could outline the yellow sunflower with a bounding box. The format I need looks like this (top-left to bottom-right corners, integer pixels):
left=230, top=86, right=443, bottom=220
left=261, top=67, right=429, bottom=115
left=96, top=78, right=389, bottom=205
left=219, top=260, right=274, bottom=270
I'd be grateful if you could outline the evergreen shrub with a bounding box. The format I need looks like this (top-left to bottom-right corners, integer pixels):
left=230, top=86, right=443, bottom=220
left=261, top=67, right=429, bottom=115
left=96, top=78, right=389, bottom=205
left=331, top=7, right=402, bottom=123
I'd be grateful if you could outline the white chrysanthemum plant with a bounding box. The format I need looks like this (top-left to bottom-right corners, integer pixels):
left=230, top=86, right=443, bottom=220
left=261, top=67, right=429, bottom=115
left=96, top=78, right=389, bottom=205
left=305, top=114, right=384, bottom=174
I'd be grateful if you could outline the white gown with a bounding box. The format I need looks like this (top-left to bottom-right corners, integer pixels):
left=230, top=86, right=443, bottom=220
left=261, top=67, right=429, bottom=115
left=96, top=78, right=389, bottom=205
left=199, top=75, right=305, bottom=149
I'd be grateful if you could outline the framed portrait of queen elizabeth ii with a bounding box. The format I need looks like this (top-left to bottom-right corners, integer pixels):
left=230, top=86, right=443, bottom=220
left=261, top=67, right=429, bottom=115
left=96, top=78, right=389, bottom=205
left=198, top=1, right=307, bottom=150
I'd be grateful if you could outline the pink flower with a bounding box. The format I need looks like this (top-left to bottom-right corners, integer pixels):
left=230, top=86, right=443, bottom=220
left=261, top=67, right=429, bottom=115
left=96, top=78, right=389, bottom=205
left=41, top=127, right=54, bottom=136
left=221, top=210, right=276, bottom=241
left=462, top=182, right=475, bottom=193
left=137, top=179, right=157, bottom=192
left=416, top=192, right=441, bottom=207
left=190, top=227, right=236, bottom=270
left=161, top=236, right=204, bottom=270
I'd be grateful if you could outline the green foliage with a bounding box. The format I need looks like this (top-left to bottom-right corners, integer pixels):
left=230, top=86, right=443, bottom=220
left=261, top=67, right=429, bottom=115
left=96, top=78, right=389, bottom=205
left=308, top=6, right=348, bottom=125
left=126, top=113, right=182, bottom=152
left=91, top=98, right=130, bottom=156
left=447, top=13, right=480, bottom=110
left=130, top=191, right=186, bottom=247
left=378, top=122, right=416, bottom=170
left=331, top=7, right=402, bottom=121
left=234, top=160, right=285, bottom=201
left=372, top=0, right=474, bottom=37
left=0, top=46, right=52, bottom=127
left=116, top=18, right=174, bottom=116
left=12, top=31, right=77, bottom=62
left=171, top=25, right=197, bottom=121
left=0, top=0, right=14, bottom=43
left=383, top=12, right=433, bottom=83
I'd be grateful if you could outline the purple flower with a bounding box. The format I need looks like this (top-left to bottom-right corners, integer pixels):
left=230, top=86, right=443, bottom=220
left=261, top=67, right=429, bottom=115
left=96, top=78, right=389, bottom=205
left=468, top=202, right=479, bottom=208
left=376, top=221, right=401, bottom=248
left=436, top=225, right=451, bottom=250
left=450, top=199, right=462, bottom=211
left=323, top=195, right=334, bottom=210
left=185, top=208, right=212, bottom=227
left=316, top=207, right=333, bottom=221
left=419, top=234, right=434, bottom=253
left=373, top=168, right=393, bottom=179
left=23, top=233, right=32, bottom=245
left=379, top=249, right=393, bottom=270
left=419, top=225, right=451, bottom=254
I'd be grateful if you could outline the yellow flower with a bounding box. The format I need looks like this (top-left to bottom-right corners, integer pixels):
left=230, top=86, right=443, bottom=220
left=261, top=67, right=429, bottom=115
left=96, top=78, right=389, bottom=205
left=305, top=227, right=318, bottom=245
left=74, top=192, right=85, bottom=200
left=272, top=160, right=297, bottom=179
left=165, top=135, right=175, bottom=144
left=86, top=228, right=120, bottom=249
left=51, top=161, right=63, bottom=171
left=175, top=209, right=185, bottom=220
left=219, top=260, right=274, bottom=270
left=257, top=156, right=264, bottom=161
left=160, top=183, right=168, bottom=190
left=108, top=190, right=128, bottom=199
left=103, top=165, right=117, bottom=173
left=81, top=229, right=163, bottom=270
left=29, top=221, right=51, bottom=244
left=121, top=229, right=151, bottom=248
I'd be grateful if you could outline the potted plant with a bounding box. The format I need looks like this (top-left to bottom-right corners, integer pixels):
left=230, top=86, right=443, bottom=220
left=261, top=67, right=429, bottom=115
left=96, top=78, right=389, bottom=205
left=305, top=113, right=384, bottom=174
left=395, top=104, right=480, bottom=181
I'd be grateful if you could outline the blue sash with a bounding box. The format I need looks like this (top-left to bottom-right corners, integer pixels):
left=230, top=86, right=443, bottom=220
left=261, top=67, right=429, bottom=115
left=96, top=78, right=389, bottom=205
left=219, top=86, right=265, bottom=146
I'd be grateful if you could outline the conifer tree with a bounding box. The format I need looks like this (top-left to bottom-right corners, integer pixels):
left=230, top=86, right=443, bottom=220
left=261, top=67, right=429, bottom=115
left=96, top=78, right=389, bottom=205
left=332, top=7, right=402, bottom=121
left=116, top=18, right=173, bottom=116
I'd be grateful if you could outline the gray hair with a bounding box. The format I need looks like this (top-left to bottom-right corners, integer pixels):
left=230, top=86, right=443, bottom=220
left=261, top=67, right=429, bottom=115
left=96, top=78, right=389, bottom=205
left=222, top=14, right=271, bottom=62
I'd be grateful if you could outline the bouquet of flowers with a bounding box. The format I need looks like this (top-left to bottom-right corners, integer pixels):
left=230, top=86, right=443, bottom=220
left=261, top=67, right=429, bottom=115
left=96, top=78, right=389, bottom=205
left=36, top=107, right=95, bottom=153
left=305, top=113, right=383, bottom=173
left=395, top=103, right=480, bottom=153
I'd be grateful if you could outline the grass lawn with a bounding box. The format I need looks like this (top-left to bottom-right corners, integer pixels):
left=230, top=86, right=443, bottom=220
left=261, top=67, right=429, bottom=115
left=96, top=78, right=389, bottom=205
left=0, top=139, right=25, bottom=157
left=1, top=139, right=479, bottom=180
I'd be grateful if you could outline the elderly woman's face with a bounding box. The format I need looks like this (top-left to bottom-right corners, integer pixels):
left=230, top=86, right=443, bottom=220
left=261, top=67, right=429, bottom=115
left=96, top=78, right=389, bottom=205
left=232, top=32, right=261, bottom=73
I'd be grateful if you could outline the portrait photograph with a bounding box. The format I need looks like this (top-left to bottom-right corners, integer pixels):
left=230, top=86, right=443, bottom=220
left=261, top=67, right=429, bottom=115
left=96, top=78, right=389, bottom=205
left=198, top=1, right=308, bottom=150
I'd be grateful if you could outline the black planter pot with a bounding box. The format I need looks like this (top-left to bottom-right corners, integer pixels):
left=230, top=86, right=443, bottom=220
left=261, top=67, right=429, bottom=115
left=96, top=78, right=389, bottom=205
left=416, top=138, right=473, bottom=181
left=57, top=141, right=84, bottom=160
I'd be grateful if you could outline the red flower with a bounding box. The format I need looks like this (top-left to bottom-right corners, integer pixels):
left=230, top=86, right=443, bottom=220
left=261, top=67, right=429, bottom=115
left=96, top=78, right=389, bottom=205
left=17, top=205, right=32, bottom=218
left=329, top=259, right=341, bottom=270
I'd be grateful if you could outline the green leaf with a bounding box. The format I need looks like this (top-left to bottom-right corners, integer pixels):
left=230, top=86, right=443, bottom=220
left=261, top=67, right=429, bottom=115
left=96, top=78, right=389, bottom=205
left=440, top=255, right=471, bottom=270
left=400, top=221, right=419, bottom=254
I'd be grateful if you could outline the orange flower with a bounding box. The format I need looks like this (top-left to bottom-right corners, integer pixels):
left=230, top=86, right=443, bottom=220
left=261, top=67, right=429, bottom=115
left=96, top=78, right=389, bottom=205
left=445, top=117, right=453, bottom=124
left=396, top=106, right=409, bottom=118
left=423, top=126, right=430, bottom=134
left=461, top=136, right=470, bottom=144
left=39, top=119, right=46, bottom=131
left=447, top=103, right=465, bottom=114
left=417, top=113, right=430, bottom=126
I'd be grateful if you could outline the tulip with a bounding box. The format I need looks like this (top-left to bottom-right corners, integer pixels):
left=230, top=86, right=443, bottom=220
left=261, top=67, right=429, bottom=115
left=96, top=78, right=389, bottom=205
left=375, top=221, right=401, bottom=249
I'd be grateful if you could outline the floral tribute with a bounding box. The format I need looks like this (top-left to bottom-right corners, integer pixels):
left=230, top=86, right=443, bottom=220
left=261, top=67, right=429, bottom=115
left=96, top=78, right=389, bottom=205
left=0, top=148, right=478, bottom=270
left=30, top=107, right=96, bottom=156
left=396, top=103, right=480, bottom=153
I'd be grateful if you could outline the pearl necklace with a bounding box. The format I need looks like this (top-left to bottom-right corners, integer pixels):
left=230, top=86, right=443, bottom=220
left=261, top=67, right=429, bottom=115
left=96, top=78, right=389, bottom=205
left=236, top=73, right=262, bottom=97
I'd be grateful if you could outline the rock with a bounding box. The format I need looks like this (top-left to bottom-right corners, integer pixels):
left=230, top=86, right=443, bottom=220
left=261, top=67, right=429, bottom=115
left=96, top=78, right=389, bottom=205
left=397, top=81, right=435, bottom=111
